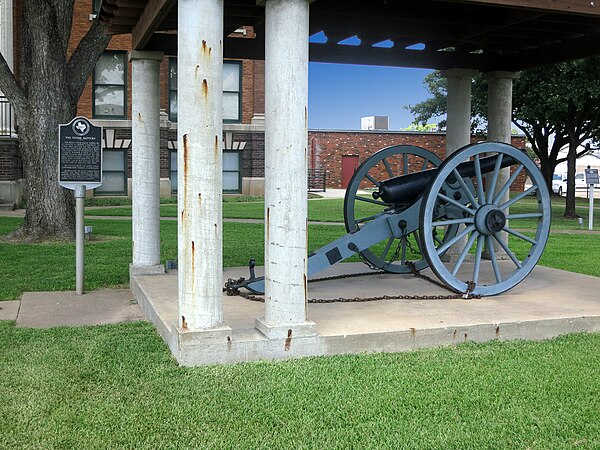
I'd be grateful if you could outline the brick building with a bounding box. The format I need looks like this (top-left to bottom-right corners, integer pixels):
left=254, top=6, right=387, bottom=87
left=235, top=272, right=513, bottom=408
left=0, top=1, right=525, bottom=205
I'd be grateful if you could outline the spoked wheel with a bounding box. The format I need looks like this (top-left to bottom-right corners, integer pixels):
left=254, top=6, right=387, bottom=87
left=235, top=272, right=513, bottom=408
left=419, top=142, right=551, bottom=296
left=344, top=145, right=443, bottom=273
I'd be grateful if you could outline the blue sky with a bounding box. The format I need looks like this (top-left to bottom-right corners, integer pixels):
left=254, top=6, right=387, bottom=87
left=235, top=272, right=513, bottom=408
left=308, top=62, right=434, bottom=131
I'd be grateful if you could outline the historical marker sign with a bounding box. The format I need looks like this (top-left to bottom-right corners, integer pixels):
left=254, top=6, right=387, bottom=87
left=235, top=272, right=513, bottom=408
left=59, top=116, right=102, bottom=190
left=585, top=168, right=599, bottom=185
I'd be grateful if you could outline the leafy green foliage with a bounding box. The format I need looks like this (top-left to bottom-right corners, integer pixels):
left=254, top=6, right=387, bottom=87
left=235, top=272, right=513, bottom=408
left=407, top=58, right=600, bottom=212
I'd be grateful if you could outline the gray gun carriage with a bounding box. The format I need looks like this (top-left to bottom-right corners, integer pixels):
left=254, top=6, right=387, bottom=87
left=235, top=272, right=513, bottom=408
left=228, top=141, right=551, bottom=297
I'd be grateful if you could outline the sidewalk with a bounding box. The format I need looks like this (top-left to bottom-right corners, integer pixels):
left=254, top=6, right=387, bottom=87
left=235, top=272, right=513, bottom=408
left=1, top=289, right=145, bottom=328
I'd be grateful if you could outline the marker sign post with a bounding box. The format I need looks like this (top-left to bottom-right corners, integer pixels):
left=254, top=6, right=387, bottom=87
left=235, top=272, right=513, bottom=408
left=585, top=168, right=599, bottom=231
left=59, top=117, right=102, bottom=294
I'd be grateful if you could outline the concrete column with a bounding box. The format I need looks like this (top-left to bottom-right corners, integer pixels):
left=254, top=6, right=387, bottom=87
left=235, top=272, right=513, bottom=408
left=178, top=0, right=228, bottom=331
left=485, top=71, right=519, bottom=250
left=130, top=51, right=164, bottom=275
left=442, top=69, right=477, bottom=259
left=256, top=0, right=316, bottom=339
left=0, top=0, right=14, bottom=134
left=442, top=69, right=477, bottom=155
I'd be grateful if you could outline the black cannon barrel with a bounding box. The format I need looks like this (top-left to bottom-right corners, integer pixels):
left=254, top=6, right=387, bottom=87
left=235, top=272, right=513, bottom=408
left=373, top=154, right=519, bottom=204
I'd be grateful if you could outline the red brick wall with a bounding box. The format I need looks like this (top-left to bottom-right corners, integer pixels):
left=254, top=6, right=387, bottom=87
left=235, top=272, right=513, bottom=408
left=309, top=130, right=526, bottom=190
left=0, top=140, right=22, bottom=181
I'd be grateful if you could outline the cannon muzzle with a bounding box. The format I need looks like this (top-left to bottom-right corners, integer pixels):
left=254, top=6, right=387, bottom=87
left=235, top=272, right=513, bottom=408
left=373, top=153, right=520, bottom=204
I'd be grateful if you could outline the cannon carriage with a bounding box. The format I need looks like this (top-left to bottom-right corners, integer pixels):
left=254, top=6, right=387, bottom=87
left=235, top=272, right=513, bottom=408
left=228, top=141, right=550, bottom=297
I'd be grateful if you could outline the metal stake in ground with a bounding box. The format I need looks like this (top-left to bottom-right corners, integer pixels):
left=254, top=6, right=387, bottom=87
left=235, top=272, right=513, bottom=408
left=75, top=184, right=86, bottom=295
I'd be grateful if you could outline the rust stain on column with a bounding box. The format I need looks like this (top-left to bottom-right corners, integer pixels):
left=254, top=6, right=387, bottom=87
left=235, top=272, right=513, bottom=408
left=266, top=207, right=270, bottom=242
left=214, top=135, right=219, bottom=159
left=191, top=241, right=195, bottom=275
left=181, top=316, right=188, bottom=330
left=284, top=329, right=292, bottom=351
left=202, top=79, right=209, bottom=99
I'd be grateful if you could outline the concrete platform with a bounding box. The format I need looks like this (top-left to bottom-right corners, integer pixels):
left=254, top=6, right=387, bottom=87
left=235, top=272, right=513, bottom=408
left=17, top=289, right=145, bottom=328
left=131, top=263, right=600, bottom=365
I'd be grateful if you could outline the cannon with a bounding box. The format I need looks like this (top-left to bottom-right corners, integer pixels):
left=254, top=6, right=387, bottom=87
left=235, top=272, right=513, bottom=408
left=228, top=141, right=551, bottom=297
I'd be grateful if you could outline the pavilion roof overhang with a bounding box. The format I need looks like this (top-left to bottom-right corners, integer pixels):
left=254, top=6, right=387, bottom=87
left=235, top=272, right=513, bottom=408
left=99, top=0, right=600, bottom=71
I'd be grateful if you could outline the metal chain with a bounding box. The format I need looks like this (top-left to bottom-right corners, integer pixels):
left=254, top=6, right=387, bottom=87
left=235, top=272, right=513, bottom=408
left=224, top=264, right=481, bottom=303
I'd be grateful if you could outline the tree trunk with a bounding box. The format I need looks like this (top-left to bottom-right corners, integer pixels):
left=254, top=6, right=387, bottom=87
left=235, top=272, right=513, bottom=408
left=3, top=0, right=110, bottom=241
left=540, top=159, right=557, bottom=194
left=564, top=139, right=579, bottom=219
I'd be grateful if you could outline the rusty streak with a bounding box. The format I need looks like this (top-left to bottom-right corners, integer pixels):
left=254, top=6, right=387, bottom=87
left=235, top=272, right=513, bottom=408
left=181, top=316, right=188, bottom=330
left=464, top=332, right=468, bottom=342
left=266, top=207, right=270, bottom=242
left=183, top=134, right=190, bottom=208
left=227, top=336, right=232, bottom=351
left=410, top=327, right=416, bottom=337
left=495, top=325, right=500, bottom=337
left=284, top=329, right=292, bottom=351
left=214, top=135, right=219, bottom=160
left=191, top=241, right=195, bottom=276
left=202, top=79, right=209, bottom=99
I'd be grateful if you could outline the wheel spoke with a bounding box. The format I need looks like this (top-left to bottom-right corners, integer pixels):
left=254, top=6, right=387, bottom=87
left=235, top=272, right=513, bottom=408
left=492, top=233, right=522, bottom=269
left=421, top=158, right=430, bottom=171
left=486, top=153, right=503, bottom=204
left=499, top=185, right=538, bottom=210
left=473, top=234, right=484, bottom=285
left=436, top=224, right=476, bottom=256
left=493, top=164, right=524, bottom=205
left=474, top=154, right=486, bottom=205
left=356, top=196, right=389, bottom=207
left=364, top=173, right=380, bottom=187
left=403, top=153, right=409, bottom=175
left=507, top=213, right=543, bottom=219
left=432, top=217, right=474, bottom=227
left=437, top=193, right=476, bottom=216
left=451, top=230, right=479, bottom=276
left=382, top=158, right=394, bottom=178
left=452, top=168, right=479, bottom=208
left=486, top=235, right=503, bottom=283
left=413, top=229, right=423, bottom=253
left=504, top=226, right=537, bottom=245
left=380, top=237, right=395, bottom=264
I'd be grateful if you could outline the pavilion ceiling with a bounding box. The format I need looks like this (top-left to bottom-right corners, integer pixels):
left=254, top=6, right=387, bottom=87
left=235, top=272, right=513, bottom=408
left=99, top=0, right=600, bottom=71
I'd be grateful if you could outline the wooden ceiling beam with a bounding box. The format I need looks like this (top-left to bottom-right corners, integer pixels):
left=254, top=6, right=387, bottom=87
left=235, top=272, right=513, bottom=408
left=132, top=0, right=177, bottom=50
left=496, top=34, right=600, bottom=70
left=443, top=0, right=600, bottom=16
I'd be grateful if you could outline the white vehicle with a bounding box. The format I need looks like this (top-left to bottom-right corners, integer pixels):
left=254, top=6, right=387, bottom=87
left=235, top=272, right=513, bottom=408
left=552, top=173, right=567, bottom=196
left=575, top=172, right=587, bottom=190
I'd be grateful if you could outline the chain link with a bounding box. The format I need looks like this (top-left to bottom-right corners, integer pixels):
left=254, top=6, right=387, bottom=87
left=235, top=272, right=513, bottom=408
left=224, top=263, right=481, bottom=303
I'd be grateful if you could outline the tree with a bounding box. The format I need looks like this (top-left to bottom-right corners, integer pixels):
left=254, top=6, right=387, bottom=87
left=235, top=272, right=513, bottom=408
left=407, top=58, right=600, bottom=218
left=0, top=2, right=111, bottom=241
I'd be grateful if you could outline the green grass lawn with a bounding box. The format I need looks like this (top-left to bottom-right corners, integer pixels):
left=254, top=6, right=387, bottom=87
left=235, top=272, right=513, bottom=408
left=1, top=212, right=599, bottom=300
left=87, top=195, right=600, bottom=230
left=0, top=321, right=598, bottom=449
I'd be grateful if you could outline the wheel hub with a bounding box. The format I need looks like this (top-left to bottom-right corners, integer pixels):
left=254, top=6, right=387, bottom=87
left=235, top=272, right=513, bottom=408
left=475, top=204, right=506, bottom=235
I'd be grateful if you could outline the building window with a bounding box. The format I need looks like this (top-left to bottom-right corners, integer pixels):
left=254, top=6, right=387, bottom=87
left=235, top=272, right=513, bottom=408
left=168, top=58, right=178, bottom=122
left=169, top=149, right=242, bottom=194
left=95, top=149, right=127, bottom=196
left=170, top=150, right=178, bottom=194
left=223, top=150, right=242, bottom=193
left=93, top=52, right=127, bottom=119
left=223, top=61, right=242, bottom=123
left=168, top=59, right=241, bottom=123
